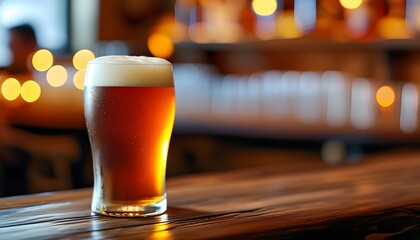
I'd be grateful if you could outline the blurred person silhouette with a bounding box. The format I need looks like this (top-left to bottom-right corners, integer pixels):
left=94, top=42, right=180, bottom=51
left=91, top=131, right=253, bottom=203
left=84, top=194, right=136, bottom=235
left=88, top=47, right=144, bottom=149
left=0, top=24, right=38, bottom=75
left=0, top=24, right=38, bottom=196
left=0, top=24, right=82, bottom=196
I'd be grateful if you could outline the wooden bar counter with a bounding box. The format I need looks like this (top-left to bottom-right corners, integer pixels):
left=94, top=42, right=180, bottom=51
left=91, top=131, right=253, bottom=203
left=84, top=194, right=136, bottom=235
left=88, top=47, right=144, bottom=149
left=1, top=150, right=420, bottom=239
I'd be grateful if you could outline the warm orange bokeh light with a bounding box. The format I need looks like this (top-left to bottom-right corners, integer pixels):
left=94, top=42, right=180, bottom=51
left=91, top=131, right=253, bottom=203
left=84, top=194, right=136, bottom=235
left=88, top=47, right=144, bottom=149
left=73, top=70, right=86, bottom=90
left=378, top=17, right=412, bottom=39
left=73, top=49, right=95, bottom=71
left=32, top=49, right=53, bottom=72
left=340, top=0, right=363, bottom=9
left=376, top=86, right=395, bottom=108
left=21, top=80, right=41, bottom=103
left=1, top=78, right=21, bottom=101
left=147, top=33, right=174, bottom=58
left=46, top=65, right=68, bottom=87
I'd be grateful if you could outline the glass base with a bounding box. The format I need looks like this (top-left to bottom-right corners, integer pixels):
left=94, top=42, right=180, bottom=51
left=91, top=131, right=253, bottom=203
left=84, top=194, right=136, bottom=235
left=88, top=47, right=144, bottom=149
left=91, top=195, right=167, bottom=217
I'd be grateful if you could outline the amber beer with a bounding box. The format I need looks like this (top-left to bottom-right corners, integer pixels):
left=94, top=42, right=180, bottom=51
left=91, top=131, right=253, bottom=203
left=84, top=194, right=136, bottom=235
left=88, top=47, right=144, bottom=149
left=84, top=56, right=175, bottom=217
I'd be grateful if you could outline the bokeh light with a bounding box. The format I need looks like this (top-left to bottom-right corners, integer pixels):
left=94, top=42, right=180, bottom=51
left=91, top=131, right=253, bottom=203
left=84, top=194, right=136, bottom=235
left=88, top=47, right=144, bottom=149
left=378, top=17, right=412, bottom=39
left=73, top=49, right=95, bottom=71
left=147, top=33, right=174, bottom=58
left=73, top=70, right=86, bottom=90
left=1, top=78, right=21, bottom=101
left=277, top=11, right=303, bottom=38
left=46, top=65, right=68, bottom=87
left=154, top=14, right=188, bottom=43
left=32, top=49, right=53, bottom=72
left=252, top=0, right=278, bottom=16
left=21, top=80, right=41, bottom=103
left=400, top=83, right=418, bottom=133
left=376, top=86, right=395, bottom=108
left=339, top=0, right=363, bottom=9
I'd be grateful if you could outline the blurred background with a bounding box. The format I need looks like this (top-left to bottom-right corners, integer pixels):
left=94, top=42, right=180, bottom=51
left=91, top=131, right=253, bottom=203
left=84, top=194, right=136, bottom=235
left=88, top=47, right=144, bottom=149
left=0, top=0, right=419, bottom=197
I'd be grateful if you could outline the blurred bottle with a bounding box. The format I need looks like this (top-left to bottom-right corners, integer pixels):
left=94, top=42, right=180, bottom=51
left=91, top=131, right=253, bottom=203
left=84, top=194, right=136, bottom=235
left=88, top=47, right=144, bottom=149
left=239, top=0, right=257, bottom=38
left=406, top=0, right=420, bottom=35
left=316, top=0, right=347, bottom=40
left=187, top=0, right=245, bottom=43
left=344, top=0, right=386, bottom=40
left=276, top=0, right=303, bottom=38
left=294, top=0, right=317, bottom=34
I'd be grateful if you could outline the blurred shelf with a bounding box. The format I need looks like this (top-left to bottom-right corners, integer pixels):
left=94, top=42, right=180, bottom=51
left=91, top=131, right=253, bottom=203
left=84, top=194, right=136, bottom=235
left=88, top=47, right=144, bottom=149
left=176, top=38, right=420, bottom=52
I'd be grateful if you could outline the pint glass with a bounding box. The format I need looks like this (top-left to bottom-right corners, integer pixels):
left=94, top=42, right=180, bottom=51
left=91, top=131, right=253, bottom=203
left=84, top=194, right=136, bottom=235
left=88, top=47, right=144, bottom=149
left=84, top=56, right=175, bottom=217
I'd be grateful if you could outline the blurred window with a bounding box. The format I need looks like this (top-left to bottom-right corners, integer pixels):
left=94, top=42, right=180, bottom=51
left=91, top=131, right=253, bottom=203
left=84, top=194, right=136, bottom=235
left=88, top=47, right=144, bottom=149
left=0, top=0, right=68, bottom=66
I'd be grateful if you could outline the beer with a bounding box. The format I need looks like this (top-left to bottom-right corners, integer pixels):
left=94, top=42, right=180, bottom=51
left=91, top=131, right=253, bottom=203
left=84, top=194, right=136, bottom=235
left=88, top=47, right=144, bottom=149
left=84, top=56, right=175, bottom=217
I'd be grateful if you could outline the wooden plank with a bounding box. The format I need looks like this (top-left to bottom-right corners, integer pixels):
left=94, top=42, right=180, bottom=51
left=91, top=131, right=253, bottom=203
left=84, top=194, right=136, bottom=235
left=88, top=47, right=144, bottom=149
left=0, top=150, right=419, bottom=239
left=0, top=189, right=91, bottom=210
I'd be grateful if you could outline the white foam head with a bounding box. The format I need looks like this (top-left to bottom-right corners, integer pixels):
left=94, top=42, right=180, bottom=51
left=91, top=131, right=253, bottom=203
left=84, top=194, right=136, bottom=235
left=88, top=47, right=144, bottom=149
left=85, top=56, right=173, bottom=87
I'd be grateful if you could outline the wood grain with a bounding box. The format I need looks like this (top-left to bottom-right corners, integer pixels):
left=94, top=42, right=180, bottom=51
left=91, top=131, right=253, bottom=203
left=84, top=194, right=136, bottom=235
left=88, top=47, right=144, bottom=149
left=1, top=150, right=420, bottom=239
